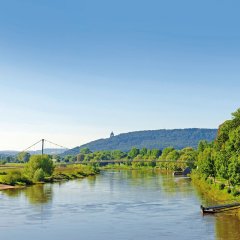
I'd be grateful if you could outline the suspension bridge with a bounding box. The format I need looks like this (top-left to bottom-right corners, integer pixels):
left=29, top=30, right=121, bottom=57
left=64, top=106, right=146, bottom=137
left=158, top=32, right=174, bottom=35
left=19, top=138, right=69, bottom=156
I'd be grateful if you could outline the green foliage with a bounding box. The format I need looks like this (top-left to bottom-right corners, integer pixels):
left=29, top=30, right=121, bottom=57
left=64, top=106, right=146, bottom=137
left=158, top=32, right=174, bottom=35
left=80, top=148, right=92, bottom=154
left=17, top=152, right=31, bottom=163
left=53, top=164, right=99, bottom=181
left=160, top=147, right=175, bottom=160
left=24, top=155, right=54, bottom=182
left=158, top=147, right=176, bottom=170
left=77, top=153, right=85, bottom=162
left=64, top=155, right=77, bottom=163
left=140, top=148, right=147, bottom=156
left=33, top=168, right=45, bottom=182
left=228, top=155, right=240, bottom=187
left=178, top=147, right=197, bottom=170
left=195, top=108, right=240, bottom=188
left=197, top=147, right=216, bottom=180
left=1, top=171, right=31, bottom=185
left=231, top=188, right=240, bottom=197
left=111, top=150, right=127, bottom=159
left=197, top=140, right=210, bottom=152
left=128, top=147, right=140, bottom=159
left=206, top=178, right=213, bottom=185
left=150, top=149, right=162, bottom=159
left=215, top=150, right=230, bottom=180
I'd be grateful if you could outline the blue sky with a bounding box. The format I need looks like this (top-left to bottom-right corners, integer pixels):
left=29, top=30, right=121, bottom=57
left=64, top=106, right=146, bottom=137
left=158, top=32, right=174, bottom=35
left=0, top=0, right=240, bottom=150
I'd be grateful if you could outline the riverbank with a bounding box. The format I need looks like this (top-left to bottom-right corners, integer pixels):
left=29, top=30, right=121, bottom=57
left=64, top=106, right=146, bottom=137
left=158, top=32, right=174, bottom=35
left=191, top=171, right=240, bottom=203
left=48, top=164, right=99, bottom=182
left=0, top=164, right=99, bottom=189
left=0, top=184, right=25, bottom=190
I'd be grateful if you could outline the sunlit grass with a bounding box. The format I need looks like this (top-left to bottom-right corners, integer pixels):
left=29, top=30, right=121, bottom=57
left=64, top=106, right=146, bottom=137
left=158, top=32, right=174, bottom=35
left=0, top=163, right=99, bottom=185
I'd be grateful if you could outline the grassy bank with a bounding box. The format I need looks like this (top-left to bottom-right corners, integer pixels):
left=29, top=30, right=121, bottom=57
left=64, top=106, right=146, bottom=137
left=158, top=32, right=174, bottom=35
left=191, top=171, right=240, bottom=203
left=0, top=163, right=99, bottom=188
left=49, top=164, right=99, bottom=182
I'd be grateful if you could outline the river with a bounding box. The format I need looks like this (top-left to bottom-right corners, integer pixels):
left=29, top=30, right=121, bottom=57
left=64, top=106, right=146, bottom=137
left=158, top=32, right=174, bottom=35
left=0, top=170, right=240, bottom=240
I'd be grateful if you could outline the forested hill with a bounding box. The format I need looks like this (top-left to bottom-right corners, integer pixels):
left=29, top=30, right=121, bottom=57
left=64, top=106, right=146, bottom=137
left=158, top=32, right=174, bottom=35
left=63, top=128, right=217, bottom=156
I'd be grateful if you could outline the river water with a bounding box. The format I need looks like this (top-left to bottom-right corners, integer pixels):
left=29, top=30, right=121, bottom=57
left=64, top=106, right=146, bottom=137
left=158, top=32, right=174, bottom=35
left=0, top=170, right=240, bottom=240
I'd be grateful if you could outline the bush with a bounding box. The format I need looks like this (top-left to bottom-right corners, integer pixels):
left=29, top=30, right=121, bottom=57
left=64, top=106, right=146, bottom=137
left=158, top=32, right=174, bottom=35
left=227, top=188, right=231, bottom=194
left=206, top=179, right=213, bottom=185
left=219, top=183, right=225, bottom=190
left=33, top=168, right=45, bottom=182
left=24, top=155, right=54, bottom=181
left=231, top=188, right=240, bottom=197
left=1, top=171, right=31, bottom=185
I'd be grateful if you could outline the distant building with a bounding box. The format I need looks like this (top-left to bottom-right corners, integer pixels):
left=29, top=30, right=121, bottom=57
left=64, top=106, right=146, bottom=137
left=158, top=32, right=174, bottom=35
left=110, top=132, right=114, bottom=138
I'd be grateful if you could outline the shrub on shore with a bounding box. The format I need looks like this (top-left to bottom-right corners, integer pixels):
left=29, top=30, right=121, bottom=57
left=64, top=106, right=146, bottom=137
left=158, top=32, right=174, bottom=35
left=1, top=170, right=31, bottom=185
left=24, top=155, right=54, bottom=182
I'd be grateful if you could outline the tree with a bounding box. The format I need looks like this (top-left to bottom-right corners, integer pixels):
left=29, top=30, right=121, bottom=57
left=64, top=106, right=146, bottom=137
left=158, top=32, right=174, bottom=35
left=128, top=147, right=140, bottom=159
left=77, top=153, right=85, bottom=162
left=166, top=150, right=180, bottom=170
left=197, top=147, right=216, bottom=181
left=33, top=168, right=45, bottom=182
left=227, top=126, right=240, bottom=154
left=228, top=155, right=240, bottom=187
left=215, top=109, right=240, bottom=151
left=24, top=155, right=54, bottom=182
left=158, top=147, right=175, bottom=169
left=150, top=149, right=161, bottom=159
left=80, top=148, right=92, bottom=154
left=64, top=155, right=76, bottom=162
left=17, top=152, right=31, bottom=163
left=160, top=147, right=175, bottom=160
left=111, top=150, right=126, bottom=160
left=140, top=148, right=148, bottom=156
left=215, top=120, right=232, bottom=151
left=178, top=147, right=197, bottom=170
left=197, top=140, right=209, bottom=153
left=52, top=155, right=61, bottom=162
left=215, top=150, right=230, bottom=182
left=166, top=150, right=179, bottom=161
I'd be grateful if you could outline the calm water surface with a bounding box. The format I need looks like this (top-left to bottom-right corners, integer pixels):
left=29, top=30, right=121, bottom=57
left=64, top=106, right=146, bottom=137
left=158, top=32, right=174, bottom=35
left=0, top=170, right=240, bottom=240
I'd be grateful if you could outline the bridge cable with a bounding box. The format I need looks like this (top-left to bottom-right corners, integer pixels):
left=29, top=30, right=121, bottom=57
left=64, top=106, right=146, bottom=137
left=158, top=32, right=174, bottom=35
left=15, top=139, right=43, bottom=156
left=44, top=139, right=69, bottom=150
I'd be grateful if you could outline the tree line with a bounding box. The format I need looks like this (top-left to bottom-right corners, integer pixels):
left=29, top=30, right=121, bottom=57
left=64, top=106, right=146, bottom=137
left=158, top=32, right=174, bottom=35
left=195, top=108, right=240, bottom=191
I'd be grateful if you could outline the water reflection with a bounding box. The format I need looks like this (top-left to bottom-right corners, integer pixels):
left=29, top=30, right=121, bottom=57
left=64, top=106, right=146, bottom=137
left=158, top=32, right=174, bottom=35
left=116, top=169, right=192, bottom=196
left=86, top=175, right=97, bottom=188
left=215, top=213, right=240, bottom=240
left=23, top=184, right=53, bottom=205
left=3, top=184, right=53, bottom=205
left=3, top=188, right=22, bottom=198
